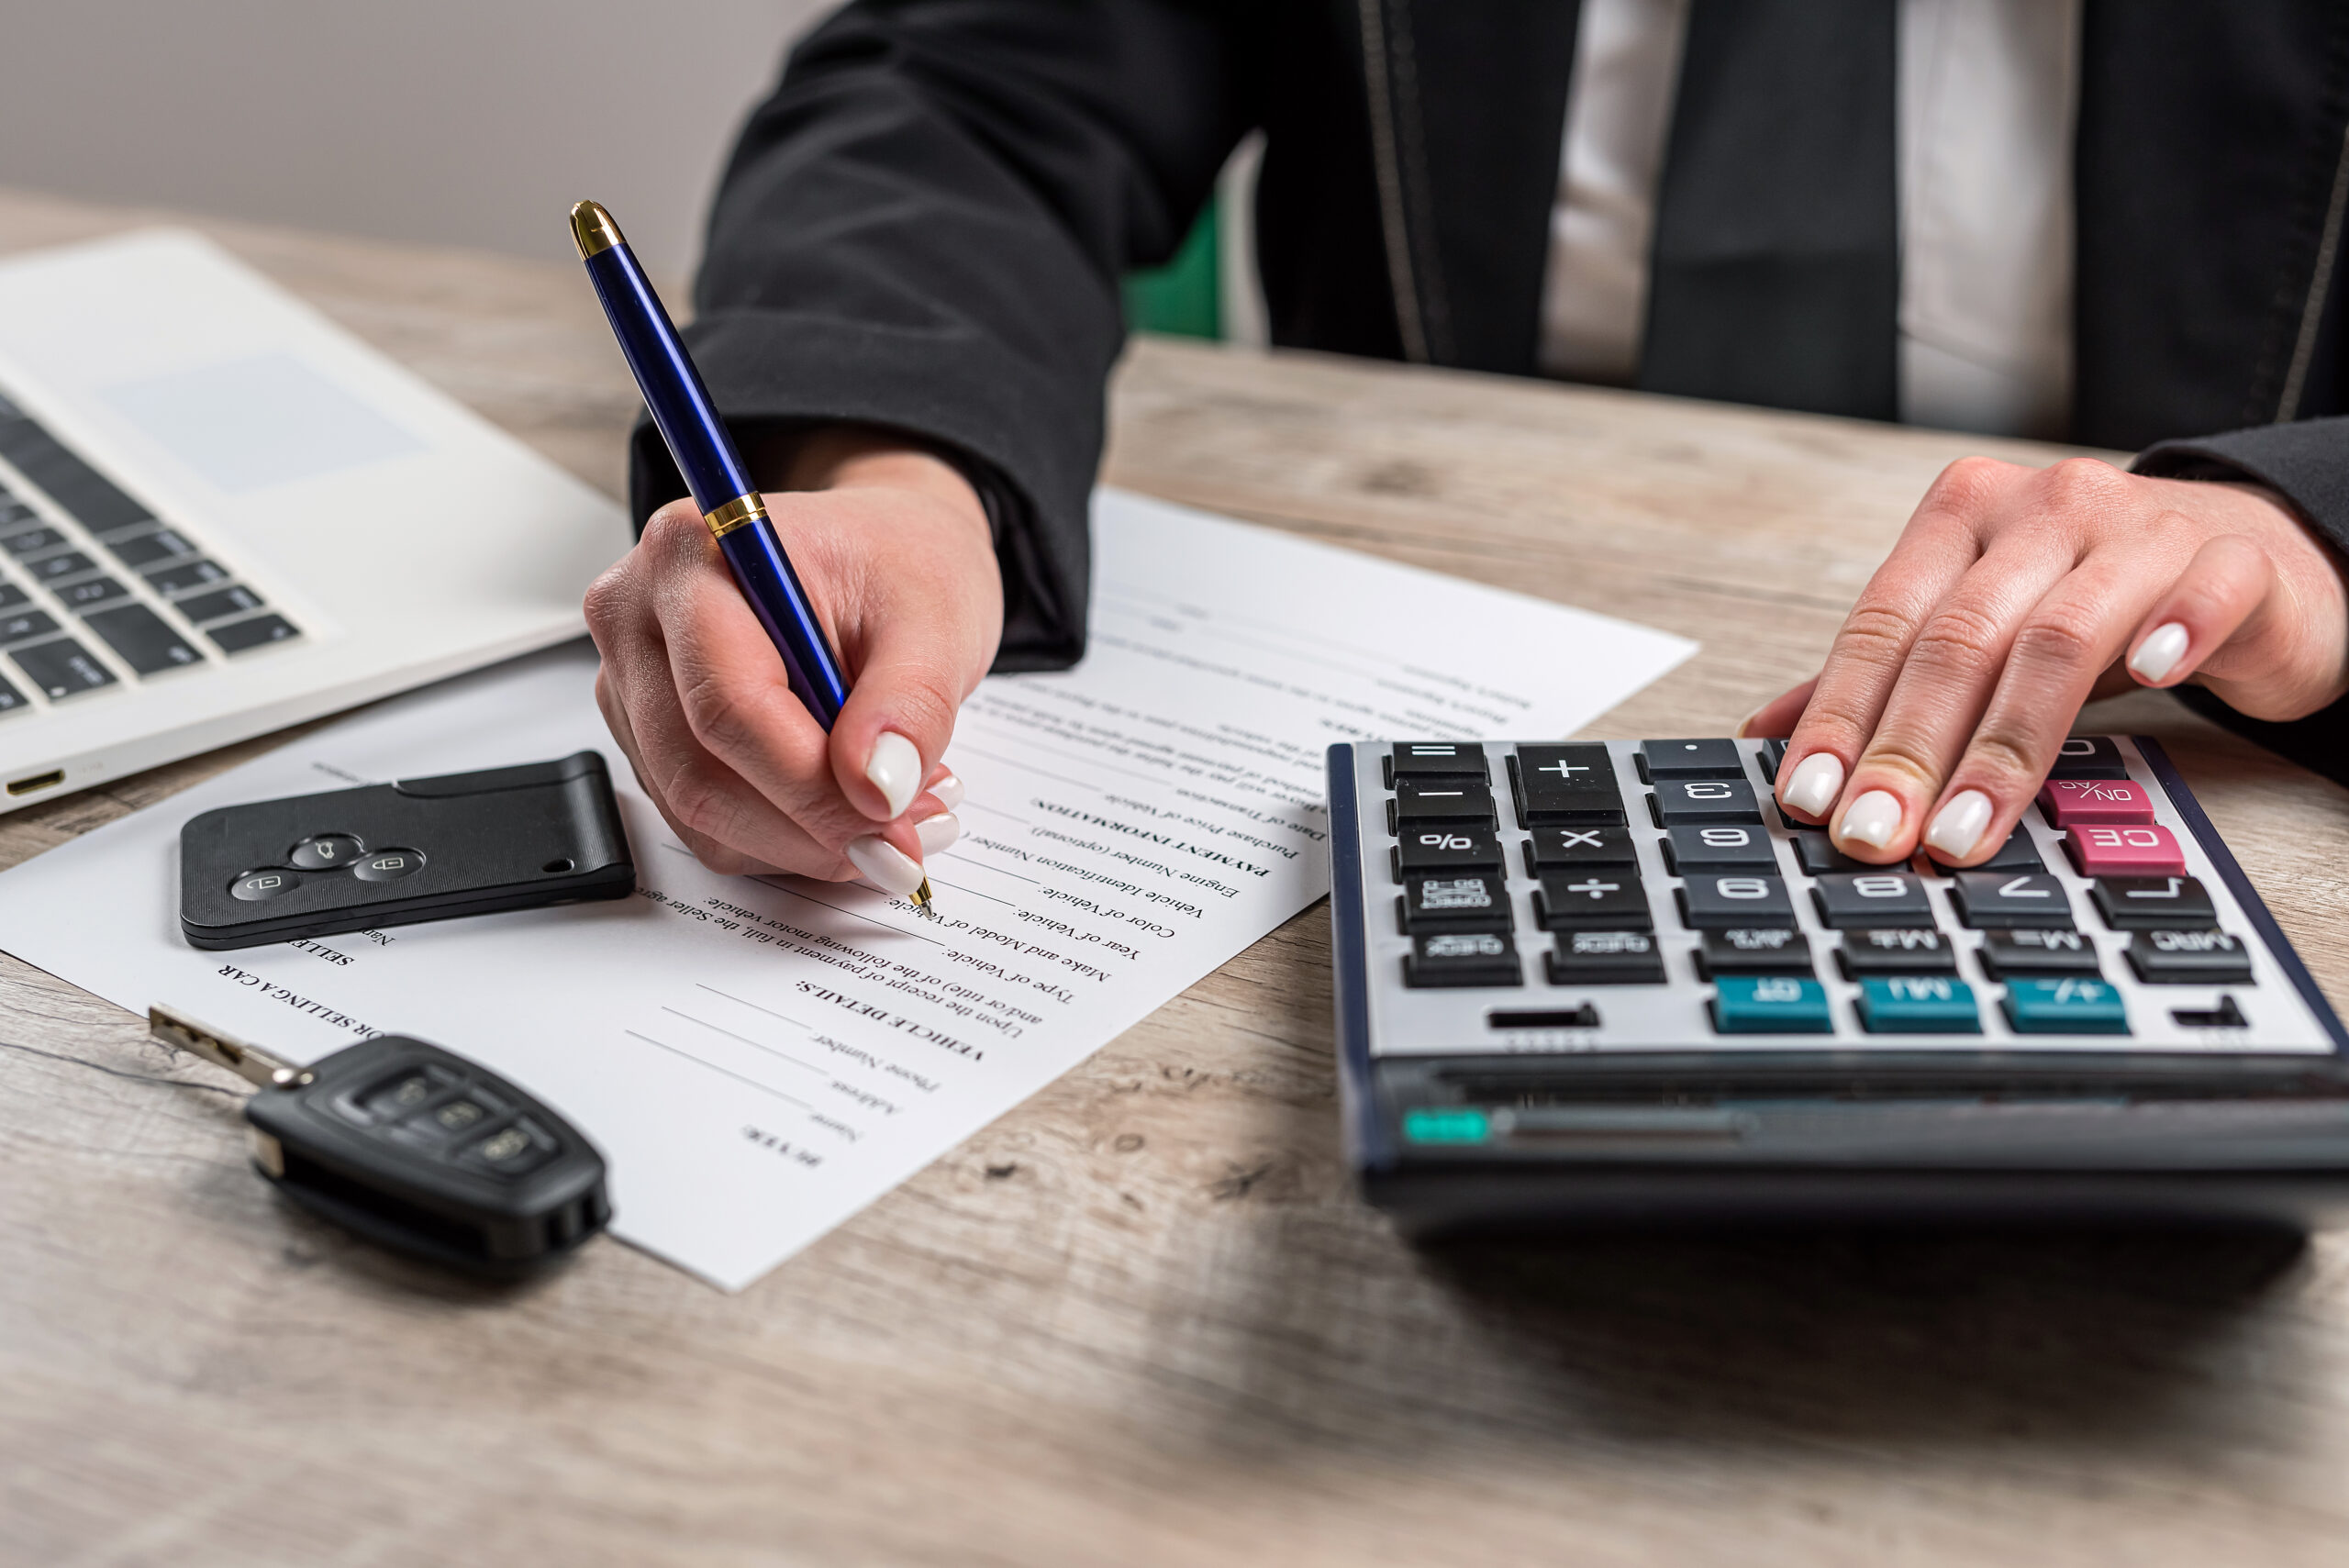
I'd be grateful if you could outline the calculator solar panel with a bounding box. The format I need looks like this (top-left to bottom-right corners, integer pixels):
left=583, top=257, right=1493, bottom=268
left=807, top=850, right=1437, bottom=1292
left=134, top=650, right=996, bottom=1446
left=1327, top=736, right=2349, bottom=1232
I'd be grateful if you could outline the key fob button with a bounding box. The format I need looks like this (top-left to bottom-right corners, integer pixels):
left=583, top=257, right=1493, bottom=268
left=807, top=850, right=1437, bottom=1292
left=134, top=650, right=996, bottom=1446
left=229, top=867, right=301, bottom=901
left=351, top=848, right=426, bottom=882
left=465, top=1118, right=559, bottom=1174
left=358, top=1063, right=460, bottom=1120
left=289, top=833, right=364, bottom=870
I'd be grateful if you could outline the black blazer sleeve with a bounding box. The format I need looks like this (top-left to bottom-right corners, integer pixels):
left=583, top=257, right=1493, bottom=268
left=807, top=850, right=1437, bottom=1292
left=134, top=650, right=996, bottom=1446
left=626, top=0, right=1252, bottom=672
left=2134, top=417, right=2349, bottom=780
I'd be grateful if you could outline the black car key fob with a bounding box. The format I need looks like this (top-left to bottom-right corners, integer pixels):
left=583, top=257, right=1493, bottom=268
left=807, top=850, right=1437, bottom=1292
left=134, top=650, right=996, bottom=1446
left=179, top=750, right=634, bottom=950
left=150, top=1004, right=611, bottom=1273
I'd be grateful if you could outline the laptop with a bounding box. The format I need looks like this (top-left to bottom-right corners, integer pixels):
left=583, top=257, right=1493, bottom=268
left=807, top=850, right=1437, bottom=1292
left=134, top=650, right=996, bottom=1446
left=0, top=228, right=631, bottom=813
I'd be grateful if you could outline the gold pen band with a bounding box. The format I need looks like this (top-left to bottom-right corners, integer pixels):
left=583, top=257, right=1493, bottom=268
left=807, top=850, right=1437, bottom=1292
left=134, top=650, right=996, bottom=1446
left=704, top=492, right=768, bottom=539
left=569, top=199, right=624, bottom=259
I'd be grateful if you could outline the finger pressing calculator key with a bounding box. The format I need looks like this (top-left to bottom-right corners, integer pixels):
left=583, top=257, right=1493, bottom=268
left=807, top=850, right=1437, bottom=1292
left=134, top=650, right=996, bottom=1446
left=1327, top=734, right=2349, bottom=1233
left=149, top=1003, right=610, bottom=1273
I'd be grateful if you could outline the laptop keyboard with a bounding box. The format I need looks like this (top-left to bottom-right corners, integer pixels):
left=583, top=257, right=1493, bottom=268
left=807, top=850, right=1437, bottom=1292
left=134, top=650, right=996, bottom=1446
left=0, top=386, right=299, bottom=715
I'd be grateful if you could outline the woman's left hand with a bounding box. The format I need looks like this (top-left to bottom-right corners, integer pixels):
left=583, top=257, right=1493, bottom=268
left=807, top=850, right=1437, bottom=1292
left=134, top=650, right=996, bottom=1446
left=1742, top=455, right=2349, bottom=865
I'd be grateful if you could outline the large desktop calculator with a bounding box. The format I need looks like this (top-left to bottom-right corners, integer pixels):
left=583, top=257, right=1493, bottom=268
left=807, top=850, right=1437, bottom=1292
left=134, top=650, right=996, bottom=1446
left=1326, top=735, right=2349, bottom=1231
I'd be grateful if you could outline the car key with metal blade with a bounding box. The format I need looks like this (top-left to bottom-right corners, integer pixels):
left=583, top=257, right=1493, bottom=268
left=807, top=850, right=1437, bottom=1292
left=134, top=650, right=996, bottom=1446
left=150, top=1003, right=611, bottom=1273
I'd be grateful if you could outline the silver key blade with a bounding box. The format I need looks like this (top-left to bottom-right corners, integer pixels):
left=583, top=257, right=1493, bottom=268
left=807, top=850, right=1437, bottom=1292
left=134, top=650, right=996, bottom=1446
left=148, top=1003, right=312, bottom=1091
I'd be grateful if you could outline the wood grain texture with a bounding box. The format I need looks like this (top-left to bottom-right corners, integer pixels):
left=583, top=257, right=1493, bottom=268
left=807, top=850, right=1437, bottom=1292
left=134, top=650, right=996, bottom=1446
left=5, top=188, right=2349, bottom=1567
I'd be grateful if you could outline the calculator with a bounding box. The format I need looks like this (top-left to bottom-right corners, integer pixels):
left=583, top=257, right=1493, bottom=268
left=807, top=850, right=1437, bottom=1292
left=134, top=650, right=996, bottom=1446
left=1326, top=735, right=2349, bottom=1231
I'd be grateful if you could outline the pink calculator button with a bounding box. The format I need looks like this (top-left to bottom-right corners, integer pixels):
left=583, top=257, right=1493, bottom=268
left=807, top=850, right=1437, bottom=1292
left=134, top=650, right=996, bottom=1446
left=2037, top=777, right=2155, bottom=826
left=2064, top=823, right=2187, bottom=877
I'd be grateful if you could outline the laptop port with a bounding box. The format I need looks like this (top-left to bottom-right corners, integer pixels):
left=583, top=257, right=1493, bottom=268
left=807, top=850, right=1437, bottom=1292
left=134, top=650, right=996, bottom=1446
left=6, top=769, right=62, bottom=796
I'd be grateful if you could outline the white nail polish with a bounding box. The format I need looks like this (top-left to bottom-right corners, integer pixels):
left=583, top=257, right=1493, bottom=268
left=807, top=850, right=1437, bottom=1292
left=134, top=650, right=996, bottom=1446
left=1781, top=752, right=1844, bottom=818
left=930, top=771, right=965, bottom=812
left=845, top=836, right=926, bottom=896
left=864, top=730, right=921, bottom=818
left=2129, top=621, right=2190, bottom=684
left=1923, top=790, right=1992, bottom=861
left=1838, top=789, right=1905, bottom=851
left=915, top=811, right=961, bottom=856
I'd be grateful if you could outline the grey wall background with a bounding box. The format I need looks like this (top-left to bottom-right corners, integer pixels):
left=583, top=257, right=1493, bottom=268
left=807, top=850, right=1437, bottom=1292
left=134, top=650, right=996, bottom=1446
left=0, top=0, right=834, bottom=278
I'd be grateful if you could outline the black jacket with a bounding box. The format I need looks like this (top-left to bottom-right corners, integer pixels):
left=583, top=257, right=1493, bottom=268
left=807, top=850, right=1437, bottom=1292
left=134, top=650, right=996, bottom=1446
left=634, top=0, right=2349, bottom=773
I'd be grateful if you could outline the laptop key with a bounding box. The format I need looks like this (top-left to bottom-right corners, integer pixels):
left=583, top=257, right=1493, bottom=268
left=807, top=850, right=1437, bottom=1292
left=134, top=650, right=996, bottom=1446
left=83, top=603, right=204, bottom=674
left=0, top=582, right=25, bottom=611
left=0, top=608, right=61, bottom=646
left=145, top=558, right=233, bottom=595
left=0, top=670, right=26, bottom=714
left=102, top=528, right=200, bottom=569
left=10, top=635, right=117, bottom=698
left=0, top=526, right=68, bottom=556
left=172, top=584, right=267, bottom=624
left=26, top=550, right=97, bottom=583
left=206, top=613, right=300, bottom=654
left=52, top=575, right=130, bottom=612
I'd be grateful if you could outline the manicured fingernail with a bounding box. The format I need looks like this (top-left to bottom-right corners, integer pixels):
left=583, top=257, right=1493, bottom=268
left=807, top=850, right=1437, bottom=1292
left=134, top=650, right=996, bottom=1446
left=864, top=730, right=921, bottom=817
left=1781, top=751, right=1844, bottom=818
left=1733, top=705, right=1764, bottom=740
left=930, top=771, right=965, bottom=812
left=845, top=835, right=926, bottom=895
left=1923, top=789, right=1992, bottom=860
left=914, top=811, right=961, bottom=856
left=1838, top=789, right=1904, bottom=850
left=2129, top=621, right=2190, bottom=684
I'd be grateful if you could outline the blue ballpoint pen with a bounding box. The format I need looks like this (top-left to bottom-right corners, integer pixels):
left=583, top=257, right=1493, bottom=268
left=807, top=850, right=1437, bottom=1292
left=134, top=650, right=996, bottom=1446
left=569, top=199, right=932, bottom=911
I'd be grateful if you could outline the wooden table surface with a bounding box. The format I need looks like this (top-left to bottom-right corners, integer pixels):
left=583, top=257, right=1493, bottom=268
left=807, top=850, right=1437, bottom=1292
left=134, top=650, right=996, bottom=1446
left=6, top=187, right=2349, bottom=1568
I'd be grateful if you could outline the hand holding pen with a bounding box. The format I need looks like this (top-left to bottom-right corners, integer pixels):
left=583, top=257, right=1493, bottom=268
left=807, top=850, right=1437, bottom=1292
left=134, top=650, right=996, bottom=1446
left=570, top=202, right=999, bottom=904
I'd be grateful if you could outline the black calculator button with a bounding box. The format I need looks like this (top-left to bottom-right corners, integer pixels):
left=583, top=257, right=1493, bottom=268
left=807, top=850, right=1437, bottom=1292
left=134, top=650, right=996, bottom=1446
left=1698, top=927, right=1813, bottom=976
left=2047, top=736, right=2130, bottom=779
left=2126, top=929, right=2254, bottom=984
left=83, top=603, right=201, bottom=673
left=207, top=613, right=301, bottom=654
left=2090, top=875, right=2216, bottom=929
left=1546, top=929, right=1667, bottom=984
left=1676, top=873, right=1795, bottom=929
left=1537, top=871, right=1653, bottom=930
left=1650, top=778, right=1763, bottom=826
left=1509, top=744, right=1624, bottom=824
left=1387, top=742, right=1488, bottom=784
left=1978, top=927, right=2102, bottom=978
left=1397, top=874, right=1511, bottom=931
left=1637, top=738, right=1745, bottom=780
left=1524, top=823, right=1639, bottom=872
left=289, top=833, right=365, bottom=871
left=10, top=635, right=117, bottom=698
left=1393, top=826, right=1504, bottom=877
left=1809, top=872, right=1932, bottom=928
left=1924, top=827, right=2043, bottom=875
left=1792, top=830, right=1865, bottom=874
left=1388, top=779, right=1495, bottom=829
left=1835, top=928, right=1957, bottom=976
left=463, top=1117, right=559, bottom=1175
left=1951, top=871, right=2075, bottom=929
left=229, top=867, right=302, bottom=901
left=1759, top=739, right=1788, bottom=782
left=351, top=848, right=427, bottom=882
left=1405, top=930, right=1522, bottom=987
left=0, top=607, right=59, bottom=646
left=1664, top=823, right=1778, bottom=873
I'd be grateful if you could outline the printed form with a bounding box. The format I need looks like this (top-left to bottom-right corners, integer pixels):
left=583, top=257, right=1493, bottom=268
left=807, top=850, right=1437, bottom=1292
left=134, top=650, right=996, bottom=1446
left=0, top=491, right=1692, bottom=1288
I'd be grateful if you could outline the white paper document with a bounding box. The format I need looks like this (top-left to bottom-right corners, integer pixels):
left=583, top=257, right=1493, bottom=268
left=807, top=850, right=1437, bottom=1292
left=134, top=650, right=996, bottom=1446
left=0, top=491, right=1692, bottom=1288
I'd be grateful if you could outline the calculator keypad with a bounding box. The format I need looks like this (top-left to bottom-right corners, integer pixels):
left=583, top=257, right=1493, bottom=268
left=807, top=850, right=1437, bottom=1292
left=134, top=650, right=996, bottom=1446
left=1355, top=736, right=2316, bottom=1054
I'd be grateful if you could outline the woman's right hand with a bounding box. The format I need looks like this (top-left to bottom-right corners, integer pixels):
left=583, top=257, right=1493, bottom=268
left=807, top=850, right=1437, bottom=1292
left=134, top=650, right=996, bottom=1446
left=584, top=428, right=1002, bottom=895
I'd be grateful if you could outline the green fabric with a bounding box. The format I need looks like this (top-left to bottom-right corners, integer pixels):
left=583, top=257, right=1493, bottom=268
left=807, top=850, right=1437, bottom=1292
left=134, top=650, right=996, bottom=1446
left=1122, top=195, right=1220, bottom=339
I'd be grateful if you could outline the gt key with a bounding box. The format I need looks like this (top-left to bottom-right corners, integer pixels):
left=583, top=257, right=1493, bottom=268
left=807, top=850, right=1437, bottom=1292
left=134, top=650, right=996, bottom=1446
left=149, top=1003, right=610, bottom=1273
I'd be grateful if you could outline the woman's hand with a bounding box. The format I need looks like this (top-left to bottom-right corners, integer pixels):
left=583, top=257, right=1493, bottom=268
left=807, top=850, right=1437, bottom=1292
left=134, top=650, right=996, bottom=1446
left=584, top=428, right=1001, bottom=893
left=1743, top=456, right=2349, bottom=865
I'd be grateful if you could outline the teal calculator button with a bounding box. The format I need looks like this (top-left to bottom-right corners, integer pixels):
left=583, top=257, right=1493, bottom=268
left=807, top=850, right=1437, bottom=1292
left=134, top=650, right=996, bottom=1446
left=1857, top=975, right=1981, bottom=1033
left=1711, top=976, right=1834, bottom=1033
left=2001, top=977, right=2130, bottom=1035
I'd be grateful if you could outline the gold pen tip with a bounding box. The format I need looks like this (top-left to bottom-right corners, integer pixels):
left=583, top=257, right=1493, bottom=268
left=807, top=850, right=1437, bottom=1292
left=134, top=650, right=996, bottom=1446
left=569, top=200, right=624, bottom=260
left=913, top=878, right=936, bottom=916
